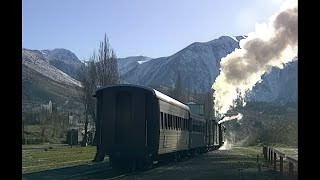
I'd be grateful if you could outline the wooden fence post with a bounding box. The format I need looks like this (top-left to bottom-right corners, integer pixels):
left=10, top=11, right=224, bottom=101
left=280, top=156, right=283, bottom=176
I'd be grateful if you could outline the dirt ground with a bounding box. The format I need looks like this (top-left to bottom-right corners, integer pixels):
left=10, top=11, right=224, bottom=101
left=22, top=146, right=298, bottom=180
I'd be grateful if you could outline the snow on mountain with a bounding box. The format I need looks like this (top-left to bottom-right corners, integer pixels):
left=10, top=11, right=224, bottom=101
left=40, top=48, right=83, bottom=80
left=22, top=49, right=81, bottom=87
left=137, top=57, right=152, bottom=64
left=246, top=60, right=297, bottom=103
left=122, top=36, right=243, bottom=93
left=117, top=56, right=152, bottom=75
left=228, top=36, right=239, bottom=42
left=22, top=34, right=297, bottom=105
left=120, top=35, right=297, bottom=104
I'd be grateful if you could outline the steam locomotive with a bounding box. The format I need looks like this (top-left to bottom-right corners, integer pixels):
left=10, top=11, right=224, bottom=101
left=92, top=84, right=226, bottom=170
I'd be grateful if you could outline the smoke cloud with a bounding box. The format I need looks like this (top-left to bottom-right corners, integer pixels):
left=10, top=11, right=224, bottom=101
left=218, top=113, right=243, bottom=124
left=212, top=0, right=297, bottom=117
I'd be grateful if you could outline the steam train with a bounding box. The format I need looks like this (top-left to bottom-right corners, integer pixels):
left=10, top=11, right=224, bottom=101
left=92, top=84, right=226, bottom=170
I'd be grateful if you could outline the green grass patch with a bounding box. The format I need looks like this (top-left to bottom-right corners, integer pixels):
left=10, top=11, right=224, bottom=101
left=22, top=145, right=103, bottom=174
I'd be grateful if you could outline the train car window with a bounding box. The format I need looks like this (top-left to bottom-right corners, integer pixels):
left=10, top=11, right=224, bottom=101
left=181, top=118, right=184, bottom=130
left=164, top=113, right=167, bottom=129
left=169, top=114, right=173, bottom=129
left=171, top=115, right=174, bottom=129
left=183, top=118, right=185, bottom=130
left=187, top=119, right=189, bottom=131
left=168, top=114, right=170, bottom=129
left=177, top=117, right=179, bottom=130
left=186, top=118, right=188, bottom=131
left=173, top=116, right=175, bottom=130
left=181, top=118, right=183, bottom=130
left=173, top=116, right=178, bottom=130
left=186, top=119, right=188, bottom=131
left=185, top=119, right=188, bottom=130
left=176, top=116, right=178, bottom=130
left=168, top=114, right=171, bottom=129
left=172, top=115, right=174, bottom=130
left=160, top=112, right=163, bottom=129
left=175, top=116, right=178, bottom=130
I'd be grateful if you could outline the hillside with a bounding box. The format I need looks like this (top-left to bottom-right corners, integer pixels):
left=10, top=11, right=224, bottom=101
left=119, top=35, right=297, bottom=104
left=22, top=49, right=81, bottom=106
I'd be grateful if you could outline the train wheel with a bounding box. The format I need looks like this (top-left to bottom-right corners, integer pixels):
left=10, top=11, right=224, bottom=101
left=110, top=157, right=120, bottom=170
left=195, top=148, right=199, bottom=156
left=129, top=160, right=137, bottom=172
left=189, top=149, right=195, bottom=157
left=174, top=152, right=181, bottom=162
left=110, top=157, right=127, bottom=171
left=144, top=155, right=153, bottom=170
left=136, top=155, right=153, bottom=171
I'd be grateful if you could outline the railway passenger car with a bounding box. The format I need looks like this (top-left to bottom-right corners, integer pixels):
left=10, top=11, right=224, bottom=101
left=92, top=84, right=226, bottom=170
left=206, top=119, right=215, bottom=151
left=189, top=114, right=207, bottom=155
left=158, top=90, right=190, bottom=160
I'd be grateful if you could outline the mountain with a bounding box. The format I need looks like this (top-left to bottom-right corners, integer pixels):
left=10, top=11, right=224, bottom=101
left=119, top=35, right=297, bottom=103
left=246, top=60, right=298, bottom=104
left=121, top=36, right=245, bottom=92
left=117, top=56, right=152, bottom=75
left=22, top=48, right=81, bottom=105
left=23, top=34, right=297, bottom=105
left=41, top=48, right=83, bottom=80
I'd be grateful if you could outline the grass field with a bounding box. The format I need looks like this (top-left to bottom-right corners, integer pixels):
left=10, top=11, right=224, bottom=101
left=22, top=145, right=107, bottom=174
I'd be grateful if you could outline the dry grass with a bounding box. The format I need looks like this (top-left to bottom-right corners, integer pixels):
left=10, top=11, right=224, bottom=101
left=22, top=145, right=101, bottom=174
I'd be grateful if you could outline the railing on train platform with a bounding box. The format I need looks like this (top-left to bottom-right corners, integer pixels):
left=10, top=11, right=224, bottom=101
left=263, top=146, right=298, bottom=178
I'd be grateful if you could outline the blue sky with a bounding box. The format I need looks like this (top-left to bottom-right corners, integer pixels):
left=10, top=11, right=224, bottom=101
left=22, top=0, right=285, bottom=59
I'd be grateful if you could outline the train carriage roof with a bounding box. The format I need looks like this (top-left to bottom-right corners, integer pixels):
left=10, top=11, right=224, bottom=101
left=153, top=89, right=190, bottom=111
left=94, top=84, right=190, bottom=111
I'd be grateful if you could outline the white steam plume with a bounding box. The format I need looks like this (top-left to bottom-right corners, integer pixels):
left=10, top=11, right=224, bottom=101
left=212, top=0, right=297, bottom=117
left=218, top=113, right=243, bottom=124
left=219, top=139, right=233, bottom=150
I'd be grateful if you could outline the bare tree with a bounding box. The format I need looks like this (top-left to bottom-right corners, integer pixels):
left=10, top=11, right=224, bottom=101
left=92, top=34, right=121, bottom=161
left=78, top=34, right=120, bottom=147
left=77, top=55, right=97, bottom=147
left=39, top=107, right=50, bottom=137
left=96, top=34, right=119, bottom=86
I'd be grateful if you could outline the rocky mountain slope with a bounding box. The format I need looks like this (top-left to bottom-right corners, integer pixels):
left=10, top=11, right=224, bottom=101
left=22, top=48, right=81, bottom=105
left=118, top=36, right=297, bottom=103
